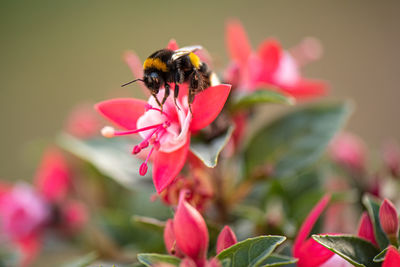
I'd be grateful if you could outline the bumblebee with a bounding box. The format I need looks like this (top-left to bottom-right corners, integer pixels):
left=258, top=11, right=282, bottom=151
left=122, top=46, right=213, bottom=111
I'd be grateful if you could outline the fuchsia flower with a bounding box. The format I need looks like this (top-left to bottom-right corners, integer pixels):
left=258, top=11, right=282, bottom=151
left=0, top=184, right=49, bottom=267
left=35, top=147, right=71, bottom=203
left=293, top=194, right=352, bottom=267
left=225, top=19, right=327, bottom=99
left=329, top=132, right=366, bottom=171
left=65, top=103, right=102, bottom=139
left=163, top=191, right=237, bottom=267
left=96, top=60, right=231, bottom=193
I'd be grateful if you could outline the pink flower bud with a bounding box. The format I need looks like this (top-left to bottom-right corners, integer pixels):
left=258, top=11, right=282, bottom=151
left=133, top=145, right=141, bottom=154
left=173, top=191, right=209, bottom=262
left=216, top=226, right=237, bottom=254
left=163, top=219, right=184, bottom=258
left=379, top=199, right=399, bottom=237
left=357, top=212, right=377, bottom=246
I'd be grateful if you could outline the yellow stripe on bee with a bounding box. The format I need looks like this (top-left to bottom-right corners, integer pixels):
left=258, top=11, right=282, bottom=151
left=143, top=58, right=168, bottom=72
left=189, top=52, right=200, bottom=69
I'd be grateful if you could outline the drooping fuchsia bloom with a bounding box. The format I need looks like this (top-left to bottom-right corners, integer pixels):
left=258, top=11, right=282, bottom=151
left=96, top=84, right=231, bottom=194
left=35, top=147, right=71, bottom=203
left=329, top=132, right=367, bottom=172
left=35, top=148, right=88, bottom=234
left=382, top=246, right=400, bottom=267
left=293, top=194, right=352, bottom=267
left=163, top=190, right=237, bottom=267
left=0, top=183, right=50, bottom=267
left=65, top=103, right=102, bottom=139
left=225, top=19, right=327, bottom=99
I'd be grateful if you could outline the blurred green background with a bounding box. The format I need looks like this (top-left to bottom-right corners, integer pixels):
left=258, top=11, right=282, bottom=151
left=1, top=0, right=399, bottom=181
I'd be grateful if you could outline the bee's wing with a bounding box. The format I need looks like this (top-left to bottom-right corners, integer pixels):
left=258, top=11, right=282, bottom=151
left=171, top=45, right=203, bottom=61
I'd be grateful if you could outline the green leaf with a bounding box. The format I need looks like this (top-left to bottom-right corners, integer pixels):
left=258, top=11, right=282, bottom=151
left=216, top=235, right=286, bottom=267
left=312, top=234, right=380, bottom=267
left=190, top=126, right=234, bottom=168
left=245, top=102, right=351, bottom=178
left=132, top=215, right=165, bottom=232
left=362, top=194, right=390, bottom=249
left=61, top=252, right=98, bottom=267
left=57, top=133, right=148, bottom=189
left=373, top=247, right=388, bottom=262
left=137, top=253, right=181, bottom=267
left=231, top=90, right=294, bottom=111
left=259, top=253, right=298, bottom=266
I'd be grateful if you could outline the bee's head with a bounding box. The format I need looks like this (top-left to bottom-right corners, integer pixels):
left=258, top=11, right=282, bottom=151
left=144, top=72, right=163, bottom=93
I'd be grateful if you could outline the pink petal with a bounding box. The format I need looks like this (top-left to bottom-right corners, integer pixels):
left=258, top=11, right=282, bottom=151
left=173, top=191, right=209, bottom=261
left=190, top=84, right=231, bottom=131
left=383, top=246, right=400, bottom=267
left=180, top=258, right=197, bottom=267
left=283, top=79, right=328, bottom=99
left=293, top=194, right=331, bottom=256
left=258, top=39, right=282, bottom=74
left=167, top=39, right=179, bottom=50
left=357, top=212, right=378, bottom=246
left=123, top=51, right=149, bottom=96
left=225, top=19, right=252, bottom=67
left=296, top=238, right=335, bottom=267
left=95, top=98, right=147, bottom=130
left=216, top=225, right=237, bottom=254
left=35, top=147, right=70, bottom=203
left=153, top=138, right=190, bottom=193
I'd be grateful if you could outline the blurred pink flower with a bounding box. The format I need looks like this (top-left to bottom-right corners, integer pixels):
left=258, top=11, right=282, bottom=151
left=329, top=132, right=366, bottom=171
left=160, top=169, right=214, bottom=211
left=96, top=84, right=231, bottom=193
left=293, top=194, right=352, bottom=267
left=65, top=103, right=102, bottom=139
left=0, top=184, right=49, bottom=266
left=60, top=200, right=88, bottom=234
left=225, top=19, right=327, bottom=99
left=383, top=140, right=400, bottom=178
left=34, top=147, right=71, bottom=203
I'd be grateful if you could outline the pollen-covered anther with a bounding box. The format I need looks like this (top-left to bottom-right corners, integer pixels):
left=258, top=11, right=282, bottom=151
left=101, top=126, right=115, bottom=138
left=139, top=163, right=148, bottom=176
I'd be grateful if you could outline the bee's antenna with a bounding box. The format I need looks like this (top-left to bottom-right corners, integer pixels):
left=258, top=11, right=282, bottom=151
left=121, top=79, right=144, bottom=87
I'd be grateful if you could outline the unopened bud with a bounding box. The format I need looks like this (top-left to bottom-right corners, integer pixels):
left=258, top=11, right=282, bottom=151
left=139, top=163, right=148, bottom=176
left=357, top=212, right=377, bottom=246
left=216, top=226, right=237, bottom=254
left=101, top=126, right=115, bottom=138
left=379, top=199, right=399, bottom=241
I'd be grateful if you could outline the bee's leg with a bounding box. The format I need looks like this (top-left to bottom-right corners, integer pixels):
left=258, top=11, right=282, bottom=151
left=162, top=83, right=170, bottom=105
left=188, top=88, right=195, bottom=113
left=152, top=93, right=162, bottom=110
left=173, top=71, right=183, bottom=110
